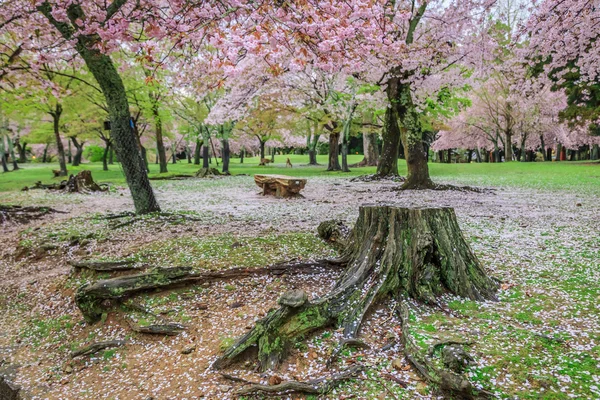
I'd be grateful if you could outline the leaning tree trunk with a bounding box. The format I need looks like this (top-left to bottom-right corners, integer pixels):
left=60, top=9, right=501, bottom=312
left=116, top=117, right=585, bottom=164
left=194, top=139, right=202, bottom=165
left=39, top=2, right=160, bottom=214
left=71, top=137, right=84, bottom=166
left=215, top=205, right=497, bottom=373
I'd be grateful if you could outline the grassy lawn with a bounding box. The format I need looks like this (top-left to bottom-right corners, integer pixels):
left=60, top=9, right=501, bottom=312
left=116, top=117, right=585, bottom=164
left=0, top=154, right=598, bottom=192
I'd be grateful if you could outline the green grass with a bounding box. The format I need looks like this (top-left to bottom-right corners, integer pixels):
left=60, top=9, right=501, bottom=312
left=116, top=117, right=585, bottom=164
left=0, top=155, right=598, bottom=193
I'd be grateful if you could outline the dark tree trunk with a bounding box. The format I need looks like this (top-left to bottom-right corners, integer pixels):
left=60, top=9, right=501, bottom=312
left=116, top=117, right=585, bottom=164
left=151, top=103, right=168, bottom=173
left=221, top=139, right=230, bottom=174
left=0, top=150, right=8, bottom=173
left=102, top=142, right=110, bottom=171
left=505, top=129, right=513, bottom=161
left=172, top=150, right=177, bottom=164
left=437, top=150, right=444, bottom=163
left=51, top=104, right=68, bottom=177
left=67, top=139, right=72, bottom=164
left=546, top=147, right=553, bottom=162
left=42, top=144, right=49, bottom=163
left=39, top=2, right=160, bottom=214
left=540, top=135, right=547, bottom=161
left=475, top=148, right=482, bottom=163
left=484, top=150, right=490, bottom=163
left=376, top=107, right=400, bottom=177
left=327, top=132, right=341, bottom=171
left=108, top=147, right=114, bottom=164
left=308, top=149, right=317, bottom=165
left=194, top=139, right=202, bottom=165
left=18, top=141, right=27, bottom=163
left=271, top=147, right=275, bottom=163
left=260, top=140, right=266, bottom=160
left=446, top=149, right=452, bottom=164
left=202, top=145, right=209, bottom=169
left=215, top=206, right=497, bottom=373
left=354, top=132, right=378, bottom=167
left=7, top=138, right=18, bottom=170
left=466, top=149, right=473, bottom=163
left=71, top=137, right=84, bottom=166
left=186, top=146, right=192, bottom=163
left=240, top=149, right=244, bottom=164
left=591, top=144, right=599, bottom=160
left=569, top=149, right=576, bottom=161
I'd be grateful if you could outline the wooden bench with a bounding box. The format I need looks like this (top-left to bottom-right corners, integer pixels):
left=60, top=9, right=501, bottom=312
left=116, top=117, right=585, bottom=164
left=254, top=174, right=307, bottom=198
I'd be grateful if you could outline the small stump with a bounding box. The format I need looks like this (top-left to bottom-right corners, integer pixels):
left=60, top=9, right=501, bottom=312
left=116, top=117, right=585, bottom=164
left=254, top=174, right=307, bottom=198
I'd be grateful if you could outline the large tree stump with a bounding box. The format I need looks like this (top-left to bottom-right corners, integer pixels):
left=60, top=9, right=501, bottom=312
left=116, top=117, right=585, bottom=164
left=214, top=206, right=497, bottom=378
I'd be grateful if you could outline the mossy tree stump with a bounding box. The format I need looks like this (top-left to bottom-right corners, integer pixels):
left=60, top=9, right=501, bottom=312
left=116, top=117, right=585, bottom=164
left=214, top=205, right=498, bottom=375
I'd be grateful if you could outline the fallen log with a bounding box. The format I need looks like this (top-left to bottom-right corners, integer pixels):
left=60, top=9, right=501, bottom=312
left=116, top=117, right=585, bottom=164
left=71, top=340, right=126, bottom=358
left=76, top=260, right=345, bottom=323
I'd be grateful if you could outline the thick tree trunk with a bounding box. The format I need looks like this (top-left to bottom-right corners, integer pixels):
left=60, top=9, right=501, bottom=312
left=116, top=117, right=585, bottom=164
left=376, top=107, right=400, bottom=177
left=505, top=130, right=513, bottom=161
left=221, top=139, right=230, bottom=174
left=215, top=206, right=497, bottom=372
left=202, top=145, right=210, bottom=169
left=39, top=2, right=160, bottom=214
left=591, top=144, right=600, bottom=161
left=0, top=138, right=8, bottom=172
left=354, top=132, right=379, bottom=167
left=569, top=149, right=576, bottom=161
left=446, top=149, right=452, bottom=164
left=51, top=105, right=68, bottom=177
left=67, top=139, right=72, bottom=164
left=327, top=132, right=341, bottom=171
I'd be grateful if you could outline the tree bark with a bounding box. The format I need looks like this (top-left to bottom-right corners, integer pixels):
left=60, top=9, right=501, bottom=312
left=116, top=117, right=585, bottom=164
left=42, top=143, right=49, bottom=163
left=215, top=206, right=497, bottom=372
left=202, top=145, right=210, bottom=169
left=67, top=139, right=72, bottom=164
left=51, top=104, right=68, bottom=177
left=376, top=107, right=400, bottom=177
left=18, top=140, right=27, bottom=163
left=7, top=137, right=18, bottom=170
left=221, top=139, right=230, bottom=174
left=240, top=148, right=244, bottom=164
left=327, top=132, right=341, bottom=171
left=39, top=2, right=160, bottom=214
left=446, top=149, right=452, bottom=164
left=591, top=144, right=599, bottom=160
left=341, top=141, right=350, bottom=172
left=259, top=140, right=266, bottom=160
left=194, top=139, right=202, bottom=165
left=71, top=137, right=84, bottom=166
left=102, top=142, right=110, bottom=171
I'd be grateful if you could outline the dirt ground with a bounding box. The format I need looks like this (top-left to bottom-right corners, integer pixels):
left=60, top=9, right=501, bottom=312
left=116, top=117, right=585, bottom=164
left=1, top=175, right=598, bottom=399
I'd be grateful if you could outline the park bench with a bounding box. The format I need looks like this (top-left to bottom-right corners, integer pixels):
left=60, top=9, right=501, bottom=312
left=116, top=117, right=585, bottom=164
left=254, top=174, right=307, bottom=198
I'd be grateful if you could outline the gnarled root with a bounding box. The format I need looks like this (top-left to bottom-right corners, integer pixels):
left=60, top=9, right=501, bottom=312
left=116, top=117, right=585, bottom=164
left=0, top=205, right=63, bottom=225
left=214, top=206, right=498, bottom=372
left=235, top=365, right=364, bottom=396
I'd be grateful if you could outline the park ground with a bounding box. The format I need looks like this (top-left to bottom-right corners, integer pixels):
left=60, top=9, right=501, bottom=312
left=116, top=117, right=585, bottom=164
left=0, top=155, right=599, bottom=399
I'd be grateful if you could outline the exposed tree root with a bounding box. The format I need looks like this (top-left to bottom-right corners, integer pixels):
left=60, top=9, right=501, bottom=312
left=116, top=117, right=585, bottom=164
left=234, top=365, right=364, bottom=396
left=105, top=212, right=205, bottom=229
left=213, top=205, right=497, bottom=386
left=326, top=338, right=371, bottom=367
left=317, top=219, right=350, bottom=251
left=76, top=260, right=345, bottom=323
left=195, top=167, right=223, bottom=178
left=149, top=174, right=194, bottom=181
left=398, top=303, right=493, bottom=399
left=350, top=174, right=406, bottom=183
left=131, top=322, right=186, bottom=336
left=396, top=181, right=493, bottom=193
left=69, top=259, right=141, bottom=272
left=70, top=340, right=126, bottom=358
left=0, top=205, right=64, bottom=225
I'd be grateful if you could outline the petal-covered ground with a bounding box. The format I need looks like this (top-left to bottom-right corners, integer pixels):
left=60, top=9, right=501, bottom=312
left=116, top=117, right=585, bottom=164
left=0, top=170, right=598, bottom=399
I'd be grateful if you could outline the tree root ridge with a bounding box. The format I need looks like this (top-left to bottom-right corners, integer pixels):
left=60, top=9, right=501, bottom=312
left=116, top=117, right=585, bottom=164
left=71, top=340, right=126, bottom=358
left=103, top=211, right=206, bottom=229
left=69, top=259, right=141, bottom=272
left=396, top=181, right=493, bottom=193
left=235, top=365, right=364, bottom=396
left=214, top=205, right=498, bottom=372
left=75, top=260, right=344, bottom=323
left=0, top=205, right=64, bottom=225
left=148, top=174, right=195, bottom=181
left=350, top=174, right=406, bottom=183
left=398, top=303, right=494, bottom=399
